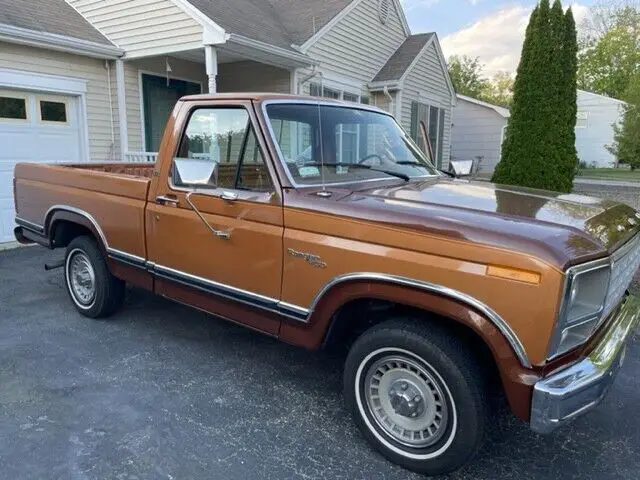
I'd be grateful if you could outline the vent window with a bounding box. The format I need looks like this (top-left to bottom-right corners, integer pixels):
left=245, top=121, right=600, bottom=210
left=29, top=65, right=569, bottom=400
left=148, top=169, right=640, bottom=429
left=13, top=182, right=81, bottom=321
left=378, top=0, right=390, bottom=24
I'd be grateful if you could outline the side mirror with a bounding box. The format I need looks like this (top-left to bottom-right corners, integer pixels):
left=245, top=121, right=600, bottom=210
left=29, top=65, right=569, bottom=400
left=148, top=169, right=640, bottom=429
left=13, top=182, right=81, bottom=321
left=174, top=157, right=218, bottom=187
left=448, top=160, right=474, bottom=178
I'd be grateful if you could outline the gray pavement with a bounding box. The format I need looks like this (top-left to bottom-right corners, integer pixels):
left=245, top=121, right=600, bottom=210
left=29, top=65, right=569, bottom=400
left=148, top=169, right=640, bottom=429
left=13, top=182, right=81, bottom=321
left=1, top=247, right=639, bottom=480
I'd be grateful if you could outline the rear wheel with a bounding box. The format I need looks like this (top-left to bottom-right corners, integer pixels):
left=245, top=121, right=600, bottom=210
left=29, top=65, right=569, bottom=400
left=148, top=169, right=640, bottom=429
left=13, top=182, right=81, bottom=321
left=344, top=318, right=489, bottom=475
left=64, top=236, right=125, bottom=318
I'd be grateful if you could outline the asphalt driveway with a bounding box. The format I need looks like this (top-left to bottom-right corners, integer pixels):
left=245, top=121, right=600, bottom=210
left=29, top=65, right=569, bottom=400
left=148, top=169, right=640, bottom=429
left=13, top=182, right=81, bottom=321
left=1, top=247, right=639, bottom=480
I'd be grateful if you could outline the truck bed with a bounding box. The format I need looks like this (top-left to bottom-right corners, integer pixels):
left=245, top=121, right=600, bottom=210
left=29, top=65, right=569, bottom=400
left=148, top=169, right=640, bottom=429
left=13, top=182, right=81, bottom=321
left=14, top=162, right=153, bottom=259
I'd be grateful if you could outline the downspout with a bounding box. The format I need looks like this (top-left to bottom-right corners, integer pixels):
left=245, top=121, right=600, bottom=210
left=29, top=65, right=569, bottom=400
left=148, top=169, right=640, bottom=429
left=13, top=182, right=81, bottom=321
left=105, top=60, right=116, bottom=160
left=298, top=66, right=322, bottom=95
left=383, top=85, right=394, bottom=115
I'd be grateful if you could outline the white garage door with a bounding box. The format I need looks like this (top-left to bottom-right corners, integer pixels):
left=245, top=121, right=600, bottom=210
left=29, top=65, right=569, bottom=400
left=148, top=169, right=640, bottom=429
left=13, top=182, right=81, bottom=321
left=0, top=89, right=82, bottom=242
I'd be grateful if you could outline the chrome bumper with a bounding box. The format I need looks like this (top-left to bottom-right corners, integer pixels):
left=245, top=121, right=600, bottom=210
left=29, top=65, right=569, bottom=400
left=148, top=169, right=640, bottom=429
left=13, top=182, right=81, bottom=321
left=530, top=294, right=640, bottom=434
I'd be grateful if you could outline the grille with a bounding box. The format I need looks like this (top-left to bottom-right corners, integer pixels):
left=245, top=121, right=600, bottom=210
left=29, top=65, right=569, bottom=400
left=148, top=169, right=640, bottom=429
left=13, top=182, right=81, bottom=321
left=603, top=234, right=640, bottom=318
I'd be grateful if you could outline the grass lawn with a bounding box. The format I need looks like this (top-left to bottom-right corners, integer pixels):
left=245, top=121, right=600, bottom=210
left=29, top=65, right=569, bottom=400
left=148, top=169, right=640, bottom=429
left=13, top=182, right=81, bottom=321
left=577, top=168, right=640, bottom=181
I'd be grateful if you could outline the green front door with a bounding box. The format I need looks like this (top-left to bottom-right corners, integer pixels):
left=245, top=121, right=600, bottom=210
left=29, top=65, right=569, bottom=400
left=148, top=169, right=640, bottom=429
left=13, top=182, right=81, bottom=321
left=142, top=74, right=201, bottom=151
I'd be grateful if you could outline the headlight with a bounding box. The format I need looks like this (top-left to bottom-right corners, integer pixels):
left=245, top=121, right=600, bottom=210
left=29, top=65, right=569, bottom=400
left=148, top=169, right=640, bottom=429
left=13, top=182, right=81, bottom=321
left=548, top=259, right=611, bottom=359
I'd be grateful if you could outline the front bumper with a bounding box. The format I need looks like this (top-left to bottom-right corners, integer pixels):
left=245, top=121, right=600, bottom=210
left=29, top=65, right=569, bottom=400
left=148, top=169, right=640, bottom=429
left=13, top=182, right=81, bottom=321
left=530, top=294, right=640, bottom=434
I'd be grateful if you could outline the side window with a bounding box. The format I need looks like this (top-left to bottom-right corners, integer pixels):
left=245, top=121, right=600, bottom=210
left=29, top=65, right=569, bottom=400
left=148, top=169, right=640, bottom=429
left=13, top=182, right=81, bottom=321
left=173, top=107, right=272, bottom=191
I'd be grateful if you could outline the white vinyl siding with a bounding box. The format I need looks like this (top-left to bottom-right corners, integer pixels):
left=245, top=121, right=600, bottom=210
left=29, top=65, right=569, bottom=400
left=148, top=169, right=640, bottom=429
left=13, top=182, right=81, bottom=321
left=123, top=56, right=206, bottom=152
left=298, top=0, right=406, bottom=96
left=451, top=99, right=508, bottom=174
left=66, top=0, right=203, bottom=58
left=401, top=42, right=453, bottom=168
left=217, top=61, right=291, bottom=94
left=575, top=90, right=626, bottom=168
left=0, top=42, right=118, bottom=161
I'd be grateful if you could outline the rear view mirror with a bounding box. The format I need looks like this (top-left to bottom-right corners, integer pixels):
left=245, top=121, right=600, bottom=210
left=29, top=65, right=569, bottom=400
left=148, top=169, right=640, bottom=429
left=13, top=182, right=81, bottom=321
left=449, top=160, right=473, bottom=178
left=174, top=157, right=218, bottom=187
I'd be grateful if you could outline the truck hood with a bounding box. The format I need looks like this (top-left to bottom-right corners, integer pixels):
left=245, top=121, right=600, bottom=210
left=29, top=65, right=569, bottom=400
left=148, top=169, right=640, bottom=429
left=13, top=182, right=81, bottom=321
left=330, top=178, right=640, bottom=268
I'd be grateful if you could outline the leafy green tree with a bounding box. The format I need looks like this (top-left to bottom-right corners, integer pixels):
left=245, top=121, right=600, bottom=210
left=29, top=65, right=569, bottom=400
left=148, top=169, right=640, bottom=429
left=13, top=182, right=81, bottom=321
left=607, top=76, right=640, bottom=170
left=492, top=0, right=578, bottom=192
left=578, top=2, right=640, bottom=98
left=447, top=55, right=489, bottom=98
left=481, top=72, right=514, bottom=107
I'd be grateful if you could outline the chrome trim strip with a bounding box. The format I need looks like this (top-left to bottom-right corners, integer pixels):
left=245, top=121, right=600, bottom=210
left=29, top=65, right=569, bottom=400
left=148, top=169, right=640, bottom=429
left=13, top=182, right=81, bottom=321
left=154, top=264, right=279, bottom=306
left=151, top=264, right=309, bottom=322
left=107, top=248, right=146, bottom=267
left=613, top=232, right=639, bottom=261
left=260, top=99, right=440, bottom=189
left=307, top=272, right=532, bottom=368
left=277, top=301, right=310, bottom=317
left=15, top=216, right=45, bottom=233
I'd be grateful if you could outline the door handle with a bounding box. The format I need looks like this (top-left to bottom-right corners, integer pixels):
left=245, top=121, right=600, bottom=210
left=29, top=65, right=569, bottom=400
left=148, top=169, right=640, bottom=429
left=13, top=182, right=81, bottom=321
left=156, top=195, right=179, bottom=207
left=220, top=191, right=239, bottom=202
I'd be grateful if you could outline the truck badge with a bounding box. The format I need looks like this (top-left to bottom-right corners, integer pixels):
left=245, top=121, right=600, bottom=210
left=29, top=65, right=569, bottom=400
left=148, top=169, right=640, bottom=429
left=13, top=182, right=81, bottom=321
left=287, top=248, right=327, bottom=269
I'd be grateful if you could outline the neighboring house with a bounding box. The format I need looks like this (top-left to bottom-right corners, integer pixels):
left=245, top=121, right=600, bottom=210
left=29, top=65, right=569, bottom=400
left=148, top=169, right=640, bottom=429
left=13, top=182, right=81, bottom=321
left=0, top=0, right=455, bottom=243
left=452, top=90, right=627, bottom=177
left=451, top=94, right=510, bottom=175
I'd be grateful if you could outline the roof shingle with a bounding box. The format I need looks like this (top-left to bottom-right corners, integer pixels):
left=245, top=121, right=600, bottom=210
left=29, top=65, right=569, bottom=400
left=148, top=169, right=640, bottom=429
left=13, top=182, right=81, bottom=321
left=0, top=0, right=113, bottom=45
left=186, top=0, right=353, bottom=51
left=372, top=33, right=434, bottom=82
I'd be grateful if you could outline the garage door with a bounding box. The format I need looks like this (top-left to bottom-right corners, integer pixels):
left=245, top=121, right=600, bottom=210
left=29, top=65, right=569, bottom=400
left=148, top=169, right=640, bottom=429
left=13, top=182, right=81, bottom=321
left=0, top=89, right=82, bottom=242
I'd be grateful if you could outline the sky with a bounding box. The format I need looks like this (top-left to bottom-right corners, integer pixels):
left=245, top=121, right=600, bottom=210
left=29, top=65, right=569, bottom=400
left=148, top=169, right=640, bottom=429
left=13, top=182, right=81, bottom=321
left=399, top=0, right=596, bottom=76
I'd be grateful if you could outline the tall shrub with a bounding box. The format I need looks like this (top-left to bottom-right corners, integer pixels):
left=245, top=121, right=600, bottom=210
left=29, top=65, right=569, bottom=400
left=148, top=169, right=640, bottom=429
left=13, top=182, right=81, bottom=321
left=492, top=0, right=578, bottom=192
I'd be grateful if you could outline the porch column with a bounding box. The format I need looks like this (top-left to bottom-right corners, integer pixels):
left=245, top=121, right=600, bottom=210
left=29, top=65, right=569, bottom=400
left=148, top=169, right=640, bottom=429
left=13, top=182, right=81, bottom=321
left=115, top=59, right=128, bottom=157
left=205, top=45, right=218, bottom=93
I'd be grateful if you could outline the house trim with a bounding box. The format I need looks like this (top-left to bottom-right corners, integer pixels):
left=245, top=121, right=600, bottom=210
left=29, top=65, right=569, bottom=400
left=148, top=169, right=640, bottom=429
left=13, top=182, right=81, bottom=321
left=297, top=0, right=411, bottom=52
left=457, top=94, right=510, bottom=118
left=0, top=23, right=123, bottom=59
left=170, top=0, right=227, bottom=44
left=0, top=67, right=90, bottom=161
left=227, top=34, right=315, bottom=68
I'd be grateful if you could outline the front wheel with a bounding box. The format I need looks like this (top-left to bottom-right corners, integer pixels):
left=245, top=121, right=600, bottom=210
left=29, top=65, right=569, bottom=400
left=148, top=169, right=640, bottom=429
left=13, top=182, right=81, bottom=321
left=64, top=236, right=125, bottom=318
left=344, top=319, right=489, bottom=475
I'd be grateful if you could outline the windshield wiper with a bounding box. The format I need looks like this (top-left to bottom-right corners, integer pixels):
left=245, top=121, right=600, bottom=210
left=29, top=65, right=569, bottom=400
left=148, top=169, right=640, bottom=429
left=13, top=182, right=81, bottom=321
left=395, top=160, right=454, bottom=177
left=301, top=162, right=410, bottom=181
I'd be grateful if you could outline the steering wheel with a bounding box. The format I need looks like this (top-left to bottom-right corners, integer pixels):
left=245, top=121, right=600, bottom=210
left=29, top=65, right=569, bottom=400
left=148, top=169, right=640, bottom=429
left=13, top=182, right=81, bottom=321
left=357, top=153, right=384, bottom=165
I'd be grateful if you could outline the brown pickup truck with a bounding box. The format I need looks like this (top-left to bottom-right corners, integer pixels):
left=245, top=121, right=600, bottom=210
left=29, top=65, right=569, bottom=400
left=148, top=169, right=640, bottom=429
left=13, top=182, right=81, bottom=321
left=13, top=93, right=640, bottom=475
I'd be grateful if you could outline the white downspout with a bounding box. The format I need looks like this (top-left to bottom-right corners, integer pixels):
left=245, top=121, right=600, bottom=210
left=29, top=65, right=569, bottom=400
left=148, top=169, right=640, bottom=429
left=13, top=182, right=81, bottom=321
left=105, top=60, right=116, bottom=160
left=298, top=66, right=321, bottom=95
left=115, top=59, right=128, bottom=159
left=383, top=86, right=394, bottom=115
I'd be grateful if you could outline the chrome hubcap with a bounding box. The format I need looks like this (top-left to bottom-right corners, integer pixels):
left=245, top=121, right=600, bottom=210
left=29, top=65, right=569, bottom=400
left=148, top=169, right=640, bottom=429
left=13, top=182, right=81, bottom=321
left=364, top=354, right=448, bottom=448
left=69, top=252, right=96, bottom=306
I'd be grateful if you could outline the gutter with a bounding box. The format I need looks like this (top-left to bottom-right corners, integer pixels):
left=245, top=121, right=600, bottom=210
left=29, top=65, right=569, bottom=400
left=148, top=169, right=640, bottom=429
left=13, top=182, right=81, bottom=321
left=367, top=80, right=401, bottom=92
left=227, top=34, right=316, bottom=67
left=0, top=23, right=123, bottom=59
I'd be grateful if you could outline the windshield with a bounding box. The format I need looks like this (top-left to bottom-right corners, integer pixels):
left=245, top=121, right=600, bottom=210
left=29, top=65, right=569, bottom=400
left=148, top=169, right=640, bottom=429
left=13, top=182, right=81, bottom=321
left=264, top=103, right=439, bottom=186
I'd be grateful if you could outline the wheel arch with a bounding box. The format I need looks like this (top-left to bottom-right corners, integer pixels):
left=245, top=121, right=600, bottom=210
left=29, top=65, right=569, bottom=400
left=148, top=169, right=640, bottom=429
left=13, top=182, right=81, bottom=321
left=45, top=206, right=108, bottom=254
left=282, top=274, right=538, bottom=422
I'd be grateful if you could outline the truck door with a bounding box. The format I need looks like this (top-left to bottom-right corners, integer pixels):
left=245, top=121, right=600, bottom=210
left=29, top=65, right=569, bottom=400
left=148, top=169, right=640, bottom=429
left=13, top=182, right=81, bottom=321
left=146, top=100, right=284, bottom=335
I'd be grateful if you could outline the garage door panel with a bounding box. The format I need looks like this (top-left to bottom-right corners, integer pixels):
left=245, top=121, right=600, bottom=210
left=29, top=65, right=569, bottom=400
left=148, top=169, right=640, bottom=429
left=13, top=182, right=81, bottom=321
left=0, top=131, right=37, bottom=162
left=1, top=198, right=16, bottom=242
left=35, top=131, right=81, bottom=162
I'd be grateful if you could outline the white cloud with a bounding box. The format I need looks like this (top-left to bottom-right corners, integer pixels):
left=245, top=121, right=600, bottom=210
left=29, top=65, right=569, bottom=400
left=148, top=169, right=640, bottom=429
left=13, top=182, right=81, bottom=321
left=400, top=0, right=441, bottom=12
left=441, top=2, right=589, bottom=77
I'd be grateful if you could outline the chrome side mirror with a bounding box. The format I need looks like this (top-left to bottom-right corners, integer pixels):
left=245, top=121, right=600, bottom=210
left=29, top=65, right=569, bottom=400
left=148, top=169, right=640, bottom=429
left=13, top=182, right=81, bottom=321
left=174, top=157, right=218, bottom=187
left=449, top=160, right=474, bottom=178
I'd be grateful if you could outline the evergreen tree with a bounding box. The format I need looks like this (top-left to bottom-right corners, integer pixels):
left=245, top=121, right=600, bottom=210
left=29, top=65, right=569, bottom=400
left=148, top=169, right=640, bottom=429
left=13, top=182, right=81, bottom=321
left=492, top=0, right=579, bottom=192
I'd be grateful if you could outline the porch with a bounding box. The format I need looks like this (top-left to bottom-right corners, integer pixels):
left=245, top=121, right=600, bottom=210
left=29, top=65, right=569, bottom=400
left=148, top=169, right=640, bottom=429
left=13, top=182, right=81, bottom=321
left=117, top=40, right=312, bottom=162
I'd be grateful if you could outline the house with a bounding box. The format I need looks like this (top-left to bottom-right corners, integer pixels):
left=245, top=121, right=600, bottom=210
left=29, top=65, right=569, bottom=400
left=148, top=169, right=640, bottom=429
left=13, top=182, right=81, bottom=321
left=450, top=94, right=510, bottom=175
left=451, top=90, right=627, bottom=176
left=0, top=0, right=455, bottom=243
